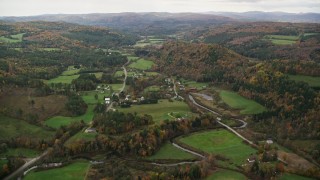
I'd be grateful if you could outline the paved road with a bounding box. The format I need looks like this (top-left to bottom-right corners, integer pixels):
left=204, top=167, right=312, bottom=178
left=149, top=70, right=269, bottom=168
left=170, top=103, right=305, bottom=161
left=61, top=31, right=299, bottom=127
left=188, top=94, right=253, bottom=145
left=4, top=150, right=49, bottom=180
left=120, top=60, right=130, bottom=93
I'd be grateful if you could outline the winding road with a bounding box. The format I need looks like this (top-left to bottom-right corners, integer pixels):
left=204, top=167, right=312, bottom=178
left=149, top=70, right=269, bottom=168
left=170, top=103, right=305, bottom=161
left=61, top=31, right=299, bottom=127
left=188, top=94, right=253, bottom=145
left=4, top=150, right=49, bottom=180
left=151, top=94, right=251, bottom=167
left=120, top=60, right=130, bottom=93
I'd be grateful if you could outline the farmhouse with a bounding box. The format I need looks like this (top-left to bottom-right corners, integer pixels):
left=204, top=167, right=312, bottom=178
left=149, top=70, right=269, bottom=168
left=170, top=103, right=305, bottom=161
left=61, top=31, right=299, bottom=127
left=105, top=97, right=111, bottom=104
left=266, top=139, right=273, bottom=144
left=85, top=127, right=97, bottom=133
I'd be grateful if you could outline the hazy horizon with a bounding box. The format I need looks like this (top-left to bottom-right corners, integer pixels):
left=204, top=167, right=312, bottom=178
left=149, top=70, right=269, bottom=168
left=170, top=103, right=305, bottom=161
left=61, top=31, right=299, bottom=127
left=0, top=0, right=319, bottom=17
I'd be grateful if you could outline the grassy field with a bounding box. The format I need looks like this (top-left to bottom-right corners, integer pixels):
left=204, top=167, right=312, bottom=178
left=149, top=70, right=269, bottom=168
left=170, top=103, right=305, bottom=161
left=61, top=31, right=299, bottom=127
left=0, top=115, right=54, bottom=141
left=0, top=33, right=24, bottom=43
left=45, top=74, right=79, bottom=84
left=117, top=99, right=194, bottom=123
left=219, top=90, right=267, bottom=114
left=129, top=59, right=154, bottom=70
left=179, top=129, right=256, bottom=166
left=24, top=160, right=90, bottom=180
left=61, top=67, right=81, bottom=76
left=114, top=70, right=124, bottom=77
left=81, top=90, right=110, bottom=105
left=147, top=141, right=196, bottom=160
left=65, top=131, right=97, bottom=147
left=205, top=169, right=247, bottom=180
left=0, top=148, right=39, bottom=158
left=182, top=80, right=208, bottom=90
left=39, top=48, right=61, bottom=51
left=45, top=105, right=95, bottom=128
left=264, top=35, right=299, bottom=45
left=288, top=74, right=320, bottom=87
left=278, top=173, right=314, bottom=180
left=144, top=85, right=160, bottom=92
left=109, top=83, right=124, bottom=92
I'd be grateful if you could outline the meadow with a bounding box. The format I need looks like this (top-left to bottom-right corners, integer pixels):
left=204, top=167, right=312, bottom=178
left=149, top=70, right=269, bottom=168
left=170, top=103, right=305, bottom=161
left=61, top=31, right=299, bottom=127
left=219, top=90, right=267, bottom=114
left=0, top=115, right=54, bottom=141
left=117, top=99, right=194, bottom=123
left=264, top=35, right=299, bottom=45
left=144, top=85, right=160, bottom=92
left=147, top=141, right=196, bottom=160
left=182, top=80, right=208, bottom=90
left=45, top=105, right=95, bottom=128
left=279, top=173, right=314, bottom=180
left=179, top=129, right=256, bottom=166
left=0, top=33, right=24, bottom=43
left=128, top=58, right=154, bottom=70
left=0, top=148, right=39, bottom=158
left=205, top=169, right=247, bottom=180
left=45, top=74, right=79, bottom=84
left=288, top=74, right=320, bottom=88
left=80, top=90, right=110, bottom=104
left=64, top=131, right=97, bottom=147
left=24, top=160, right=90, bottom=180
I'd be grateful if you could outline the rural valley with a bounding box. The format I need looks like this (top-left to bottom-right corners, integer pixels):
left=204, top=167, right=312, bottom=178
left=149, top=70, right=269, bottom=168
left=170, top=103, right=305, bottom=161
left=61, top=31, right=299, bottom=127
left=0, top=4, right=320, bottom=180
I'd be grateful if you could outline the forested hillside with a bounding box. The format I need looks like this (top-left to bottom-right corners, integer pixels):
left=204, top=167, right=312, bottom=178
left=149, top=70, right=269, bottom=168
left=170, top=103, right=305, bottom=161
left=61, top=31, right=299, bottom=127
left=152, top=41, right=320, bottom=160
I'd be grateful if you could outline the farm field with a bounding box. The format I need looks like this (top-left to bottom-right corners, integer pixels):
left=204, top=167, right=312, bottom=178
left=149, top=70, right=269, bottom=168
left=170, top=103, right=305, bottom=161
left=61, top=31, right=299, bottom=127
left=205, top=169, right=247, bottom=180
left=129, top=58, right=154, bottom=70
left=179, top=129, right=256, bottom=166
left=147, top=141, right=196, bottom=160
left=81, top=90, right=110, bottom=104
left=264, top=35, right=299, bottom=45
left=144, top=85, right=160, bottom=92
left=278, top=173, right=314, bottom=180
left=64, top=131, right=97, bottom=147
left=0, top=33, right=24, bottom=43
left=24, top=160, right=90, bottom=180
left=182, top=80, right=208, bottom=90
left=45, top=74, right=79, bottom=84
left=0, top=148, right=39, bottom=158
left=219, top=90, right=267, bottom=114
left=0, top=115, right=54, bottom=141
left=288, top=74, right=320, bottom=87
left=114, top=70, right=124, bottom=77
left=109, top=83, right=124, bottom=92
left=61, top=67, right=81, bottom=76
left=117, top=99, right=194, bottom=123
left=45, top=105, right=95, bottom=128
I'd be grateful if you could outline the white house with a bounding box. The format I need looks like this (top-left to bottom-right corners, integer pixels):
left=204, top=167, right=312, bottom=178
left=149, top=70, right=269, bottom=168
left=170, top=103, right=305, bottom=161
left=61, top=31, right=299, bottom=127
left=105, top=97, right=111, bottom=104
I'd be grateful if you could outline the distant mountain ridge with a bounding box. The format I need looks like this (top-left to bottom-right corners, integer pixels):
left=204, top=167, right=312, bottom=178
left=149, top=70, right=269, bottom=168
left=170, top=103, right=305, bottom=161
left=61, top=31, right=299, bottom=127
left=207, top=11, right=320, bottom=23
left=0, top=13, right=234, bottom=35
left=0, top=12, right=318, bottom=35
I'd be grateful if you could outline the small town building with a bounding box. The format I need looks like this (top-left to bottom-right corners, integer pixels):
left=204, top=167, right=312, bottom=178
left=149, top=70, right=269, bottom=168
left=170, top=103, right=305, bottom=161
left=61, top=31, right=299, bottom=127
left=105, top=97, right=111, bottom=104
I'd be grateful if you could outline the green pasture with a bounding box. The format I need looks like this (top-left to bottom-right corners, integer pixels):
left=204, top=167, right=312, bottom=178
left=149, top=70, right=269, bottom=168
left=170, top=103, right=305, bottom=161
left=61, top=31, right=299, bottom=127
left=219, top=90, right=267, bottom=114
left=129, top=59, right=154, bottom=70
left=45, top=74, right=79, bottom=84
left=80, top=90, right=110, bottom=104
left=205, top=169, right=247, bottom=180
left=147, top=141, right=196, bottom=160
left=264, top=35, right=299, bottom=45
left=179, top=129, right=256, bottom=166
left=24, top=160, right=90, bottom=180
left=0, top=115, right=54, bottom=141
left=0, top=33, right=24, bottom=43
left=45, top=105, right=95, bottom=128
left=278, top=173, right=314, bottom=180
left=0, top=148, right=39, bottom=158
left=288, top=74, right=320, bottom=88
left=65, top=131, right=97, bottom=147
left=117, top=99, right=194, bottom=123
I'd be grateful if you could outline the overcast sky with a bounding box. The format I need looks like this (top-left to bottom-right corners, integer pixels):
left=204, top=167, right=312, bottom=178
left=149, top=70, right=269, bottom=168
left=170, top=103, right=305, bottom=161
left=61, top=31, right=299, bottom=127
left=0, top=0, right=319, bottom=16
